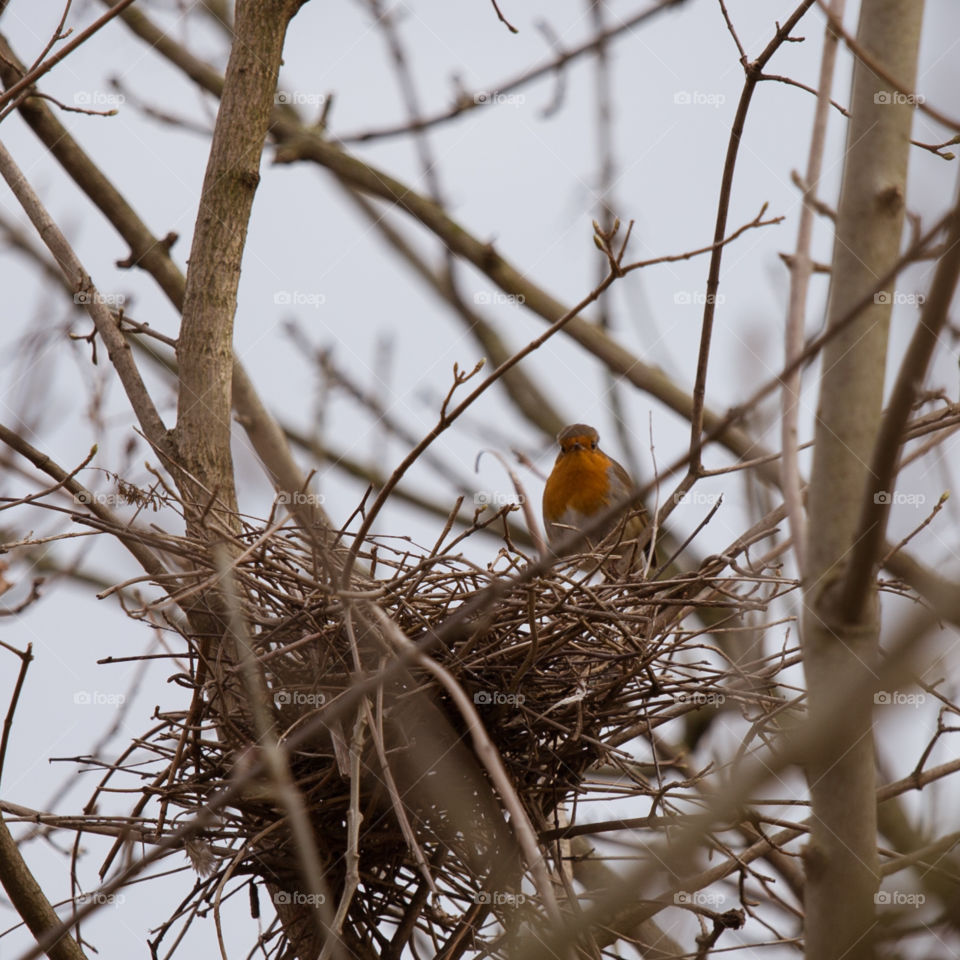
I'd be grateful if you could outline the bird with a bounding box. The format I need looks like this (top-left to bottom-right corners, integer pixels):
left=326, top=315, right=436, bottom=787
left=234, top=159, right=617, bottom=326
left=541, top=423, right=652, bottom=573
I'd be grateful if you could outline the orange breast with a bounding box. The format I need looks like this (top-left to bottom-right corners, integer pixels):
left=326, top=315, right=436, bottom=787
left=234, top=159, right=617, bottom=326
left=543, top=449, right=614, bottom=524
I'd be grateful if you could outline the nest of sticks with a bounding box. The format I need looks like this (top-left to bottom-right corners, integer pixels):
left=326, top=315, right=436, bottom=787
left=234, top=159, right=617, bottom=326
left=72, top=494, right=796, bottom=957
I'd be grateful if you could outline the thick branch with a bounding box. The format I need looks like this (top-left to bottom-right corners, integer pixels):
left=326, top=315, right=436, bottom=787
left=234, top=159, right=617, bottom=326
left=802, top=2, right=926, bottom=957
left=0, top=816, right=88, bottom=960
left=174, top=0, right=302, bottom=530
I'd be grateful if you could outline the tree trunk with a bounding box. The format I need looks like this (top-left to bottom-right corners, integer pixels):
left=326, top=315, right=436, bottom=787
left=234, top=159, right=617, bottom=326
left=802, top=2, right=925, bottom=958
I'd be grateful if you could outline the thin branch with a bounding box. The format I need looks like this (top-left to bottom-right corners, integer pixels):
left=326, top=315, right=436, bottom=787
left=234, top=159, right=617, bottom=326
left=0, top=0, right=139, bottom=117
left=782, top=0, right=846, bottom=576
left=648, top=212, right=954, bottom=495
left=489, top=0, right=519, bottom=33
left=688, top=0, right=818, bottom=471
left=0, top=642, right=32, bottom=786
left=318, top=708, right=365, bottom=958
left=0, top=424, right=167, bottom=580
left=336, top=0, right=686, bottom=143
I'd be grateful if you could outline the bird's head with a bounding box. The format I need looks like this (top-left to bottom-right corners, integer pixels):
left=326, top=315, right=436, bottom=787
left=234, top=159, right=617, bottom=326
left=557, top=423, right=600, bottom=455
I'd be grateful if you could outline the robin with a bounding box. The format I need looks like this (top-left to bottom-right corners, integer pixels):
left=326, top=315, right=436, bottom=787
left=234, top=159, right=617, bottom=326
left=542, top=423, right=653, bottom=573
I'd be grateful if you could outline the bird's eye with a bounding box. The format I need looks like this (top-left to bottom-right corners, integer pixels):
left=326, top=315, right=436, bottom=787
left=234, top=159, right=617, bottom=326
left=590, top=441, right=597, bottom=449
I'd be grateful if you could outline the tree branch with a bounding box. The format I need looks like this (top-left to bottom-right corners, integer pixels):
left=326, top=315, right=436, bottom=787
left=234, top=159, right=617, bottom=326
left=802, top=1, right=926, bottom=955
left=174, top=0, right=302, bottom=530
left=688, top=0, right=817, bottom=471
left=840, top=192, right=960, bottom=619
left=782, top=0, right=845, bottom=576
left=0, top=815, right=89, bottom=960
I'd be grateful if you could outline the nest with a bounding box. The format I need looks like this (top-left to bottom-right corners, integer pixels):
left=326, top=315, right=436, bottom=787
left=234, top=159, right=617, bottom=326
left=74, top=501, right=796, bottom=957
